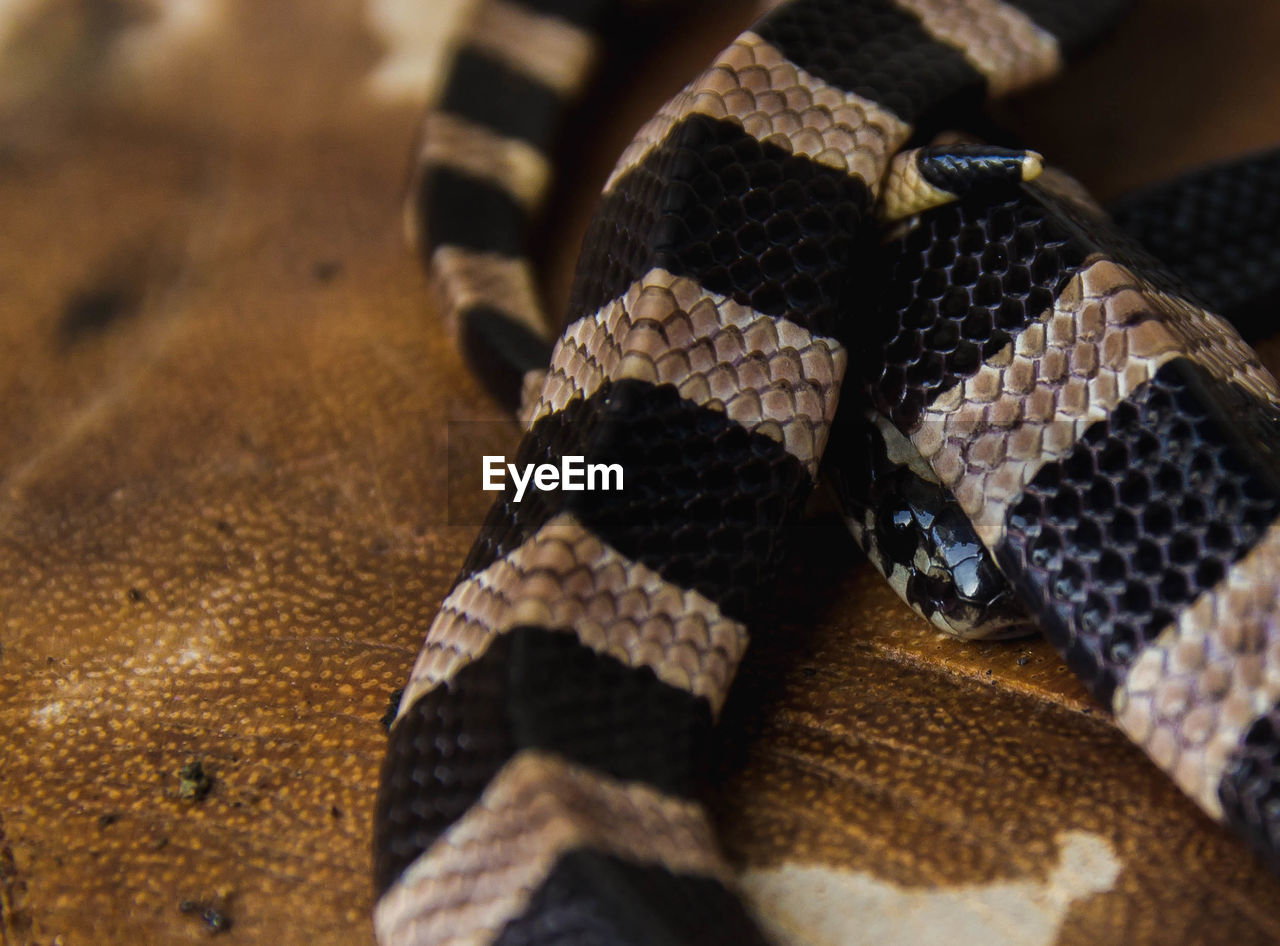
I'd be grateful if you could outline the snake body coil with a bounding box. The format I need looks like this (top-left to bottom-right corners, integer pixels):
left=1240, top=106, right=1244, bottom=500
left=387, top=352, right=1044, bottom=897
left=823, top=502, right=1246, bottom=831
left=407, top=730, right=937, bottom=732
left=374, top=1, right=1280, bottom=943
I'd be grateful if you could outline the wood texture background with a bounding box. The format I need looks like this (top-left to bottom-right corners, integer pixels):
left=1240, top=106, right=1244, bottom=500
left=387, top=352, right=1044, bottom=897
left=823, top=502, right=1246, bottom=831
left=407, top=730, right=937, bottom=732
left=1, top=1, right=1279, bottom=943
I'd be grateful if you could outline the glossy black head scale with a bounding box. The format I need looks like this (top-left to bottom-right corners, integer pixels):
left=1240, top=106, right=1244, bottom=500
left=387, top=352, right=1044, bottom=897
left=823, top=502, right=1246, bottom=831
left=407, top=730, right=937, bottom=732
left=917, top=145, right=1036, bottom=194
left=826, top=404, right=1036, bottom=638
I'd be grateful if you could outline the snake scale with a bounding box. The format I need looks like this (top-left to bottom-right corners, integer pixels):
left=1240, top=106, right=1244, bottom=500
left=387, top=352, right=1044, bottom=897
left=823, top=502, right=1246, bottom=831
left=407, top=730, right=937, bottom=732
left=372, top=1, right=1280, bottom=942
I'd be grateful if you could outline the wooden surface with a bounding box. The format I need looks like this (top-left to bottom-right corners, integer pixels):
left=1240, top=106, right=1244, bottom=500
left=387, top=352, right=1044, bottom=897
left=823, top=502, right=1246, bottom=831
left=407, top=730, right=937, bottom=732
left=2, top=1, right=1280, bottom=944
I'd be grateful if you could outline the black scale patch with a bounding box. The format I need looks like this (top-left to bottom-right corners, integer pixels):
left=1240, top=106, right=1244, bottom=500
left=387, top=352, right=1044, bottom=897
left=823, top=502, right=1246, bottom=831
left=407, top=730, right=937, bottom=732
left=416, top=165, right=528, bottom=258
left=567, top=113, right=871, bottom=340
left=753, top=0, right=985, bottom=129
left=439, top=48, right=565, bottom=150
left=1111, top=148, right=1280, bottom=344
left=494, top=850, right=771, bottom=946
left=460, top=307, right=554, bottom=410
left=996, top=358, right=1280, bottom=705
left=457, top=379, right=812, bottom=623
left=373, top=627, right=715, bottom=895
left=1220, top=705, right=1280, bottom=869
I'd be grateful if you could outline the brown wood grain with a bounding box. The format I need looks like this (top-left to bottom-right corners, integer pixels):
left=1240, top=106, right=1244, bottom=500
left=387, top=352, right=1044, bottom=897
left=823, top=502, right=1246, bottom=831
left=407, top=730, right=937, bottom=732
left=1, top=1, right=1279, bottom=944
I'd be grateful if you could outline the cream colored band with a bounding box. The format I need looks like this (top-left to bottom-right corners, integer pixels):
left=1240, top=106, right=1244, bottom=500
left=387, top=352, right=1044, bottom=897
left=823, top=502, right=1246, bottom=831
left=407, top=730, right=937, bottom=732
left=396, top=514, right=749, bottom=721
left=532, top=267, right=846, bottom=476
left=894, top=0, right=1062, bottom=96
left=430, top=246, right=548, bottom=338
left=469, top=0, right=598, bottom=96
left=604, top=31, right=911, bottom=193
left=416, top=111, right=551, bottom=212
left=373, top=752, right=727, bottom=946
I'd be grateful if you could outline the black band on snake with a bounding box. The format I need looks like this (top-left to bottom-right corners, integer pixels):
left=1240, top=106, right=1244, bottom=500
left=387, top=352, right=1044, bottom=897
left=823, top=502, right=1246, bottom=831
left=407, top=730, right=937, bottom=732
left=376, top=1, right=1280, bottom=942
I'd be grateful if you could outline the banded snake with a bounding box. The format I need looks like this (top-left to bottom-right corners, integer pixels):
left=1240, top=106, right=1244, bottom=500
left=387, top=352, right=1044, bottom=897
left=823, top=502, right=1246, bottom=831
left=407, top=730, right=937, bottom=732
left=372, top=1, right=1280, bottom=942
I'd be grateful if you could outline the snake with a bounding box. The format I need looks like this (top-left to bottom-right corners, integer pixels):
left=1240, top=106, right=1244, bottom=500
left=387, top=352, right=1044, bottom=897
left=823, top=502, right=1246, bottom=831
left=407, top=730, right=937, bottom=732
left=371, top=1, right=1280, bottom=943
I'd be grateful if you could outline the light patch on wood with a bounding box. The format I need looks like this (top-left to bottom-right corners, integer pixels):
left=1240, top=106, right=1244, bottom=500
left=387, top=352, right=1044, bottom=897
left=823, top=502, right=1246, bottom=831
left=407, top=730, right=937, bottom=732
left=173, top=641, right=210, bottom=669
left=113, top=0, right=222, bottom=72
left=26, top=624, right=228, bottom=730
left=364, top=0, right=480, bottom=104
left=740, top=830, right=1120, bottom=946
left=0, top=0, right=42, bottom=48
left=30, top=700, right=69, bottom=728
